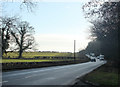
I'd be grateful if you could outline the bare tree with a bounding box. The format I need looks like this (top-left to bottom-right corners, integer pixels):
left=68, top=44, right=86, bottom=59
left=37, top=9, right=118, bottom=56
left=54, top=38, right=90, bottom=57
left=0, top=0, right=37, bottom=58
left=0, top=17, right=18, bottom=55
left=20, top=0, right=37, bottom=12
left=2, top=0, right=37, bottom=12
left=11, top=21, right=35, bottom=58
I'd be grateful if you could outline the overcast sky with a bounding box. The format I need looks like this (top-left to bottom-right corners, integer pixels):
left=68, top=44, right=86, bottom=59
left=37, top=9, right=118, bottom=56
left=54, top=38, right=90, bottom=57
left=2, top=1, right=93, bottom=52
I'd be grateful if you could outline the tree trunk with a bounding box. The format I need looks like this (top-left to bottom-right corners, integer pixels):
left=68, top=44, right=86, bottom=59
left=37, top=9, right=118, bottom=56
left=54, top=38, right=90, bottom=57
left=0, top=29, right=2, bottom=57
left=18, top=49, right=23, bottom=59
left=18, top=33, right=24, bottom=59
left=1, top=28, right=4, bottom=56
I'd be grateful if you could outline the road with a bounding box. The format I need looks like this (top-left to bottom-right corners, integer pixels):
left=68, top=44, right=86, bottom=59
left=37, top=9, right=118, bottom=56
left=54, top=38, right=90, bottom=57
left=2, top=60, right=106, bottom=86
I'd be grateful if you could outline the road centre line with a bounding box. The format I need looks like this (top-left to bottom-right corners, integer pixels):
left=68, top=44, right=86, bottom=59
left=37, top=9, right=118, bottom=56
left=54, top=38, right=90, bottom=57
left=25, top=73, right=47, bottom=79
left=2, top=81, right=8, bottom=83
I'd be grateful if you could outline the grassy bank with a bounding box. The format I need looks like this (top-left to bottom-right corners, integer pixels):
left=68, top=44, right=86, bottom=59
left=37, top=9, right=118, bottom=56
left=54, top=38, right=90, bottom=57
left=83, top=61, right=119, bottom=86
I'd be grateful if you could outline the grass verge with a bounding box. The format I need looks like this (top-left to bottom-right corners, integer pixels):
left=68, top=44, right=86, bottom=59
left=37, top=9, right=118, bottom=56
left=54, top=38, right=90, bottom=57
left=82, top=61, right=119, bottom=86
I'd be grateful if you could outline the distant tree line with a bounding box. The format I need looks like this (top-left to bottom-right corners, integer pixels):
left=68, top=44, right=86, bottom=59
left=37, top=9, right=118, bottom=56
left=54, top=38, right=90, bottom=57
left=82, top=1, right=119, bottom=66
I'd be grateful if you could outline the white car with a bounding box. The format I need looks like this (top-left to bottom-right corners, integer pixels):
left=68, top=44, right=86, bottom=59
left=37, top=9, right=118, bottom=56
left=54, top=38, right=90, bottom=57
left=99, top=55, right=104, bottom=61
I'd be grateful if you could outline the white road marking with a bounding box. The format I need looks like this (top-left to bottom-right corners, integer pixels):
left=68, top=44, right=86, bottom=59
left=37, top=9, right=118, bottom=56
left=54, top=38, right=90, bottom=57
left=25, top=75, right=37, bottom=78
left=45, top=77, right=56, bottom=80
left=2, top=81, right=8, bottom=83
left=25, top=73, right=48, bottom=79
left=25, top=76, right=32, bottom=78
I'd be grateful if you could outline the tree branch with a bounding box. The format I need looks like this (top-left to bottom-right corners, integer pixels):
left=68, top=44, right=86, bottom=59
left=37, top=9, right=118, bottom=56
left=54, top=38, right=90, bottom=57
left=11, top=31, right=20, bottom=47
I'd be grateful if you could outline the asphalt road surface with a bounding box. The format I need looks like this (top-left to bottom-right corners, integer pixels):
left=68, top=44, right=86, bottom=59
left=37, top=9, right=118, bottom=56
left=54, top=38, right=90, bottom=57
left=2, top=60, right=106, bottom=86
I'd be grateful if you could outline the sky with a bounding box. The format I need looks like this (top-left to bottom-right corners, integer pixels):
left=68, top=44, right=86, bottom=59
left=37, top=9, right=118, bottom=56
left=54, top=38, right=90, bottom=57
left=2, top=1, right=93, bottom=52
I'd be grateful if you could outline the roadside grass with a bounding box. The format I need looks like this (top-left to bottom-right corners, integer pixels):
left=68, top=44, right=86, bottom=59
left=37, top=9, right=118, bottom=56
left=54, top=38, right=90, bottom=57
left=83, top=62, right=118, bottom=86
left=84, top=71, right=118, bottom=85
left=3, top=52, right=74, bottom=58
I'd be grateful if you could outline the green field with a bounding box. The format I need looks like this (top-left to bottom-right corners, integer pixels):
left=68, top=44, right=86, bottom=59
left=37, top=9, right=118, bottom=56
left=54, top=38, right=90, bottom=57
left=3, top=52, right=74, bottom=58
left=2, top=52, right=78, bottom=63
left=2, top=59, right=73, bottom=63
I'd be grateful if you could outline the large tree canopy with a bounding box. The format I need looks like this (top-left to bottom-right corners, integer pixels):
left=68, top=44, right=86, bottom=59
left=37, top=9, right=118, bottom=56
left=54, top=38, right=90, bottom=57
left=82, top=1, right=119, bottom=64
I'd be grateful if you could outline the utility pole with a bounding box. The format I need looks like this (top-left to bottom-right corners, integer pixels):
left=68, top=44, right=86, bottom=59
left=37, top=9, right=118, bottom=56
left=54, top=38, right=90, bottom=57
left=74, top=40, right=76, bottom=62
